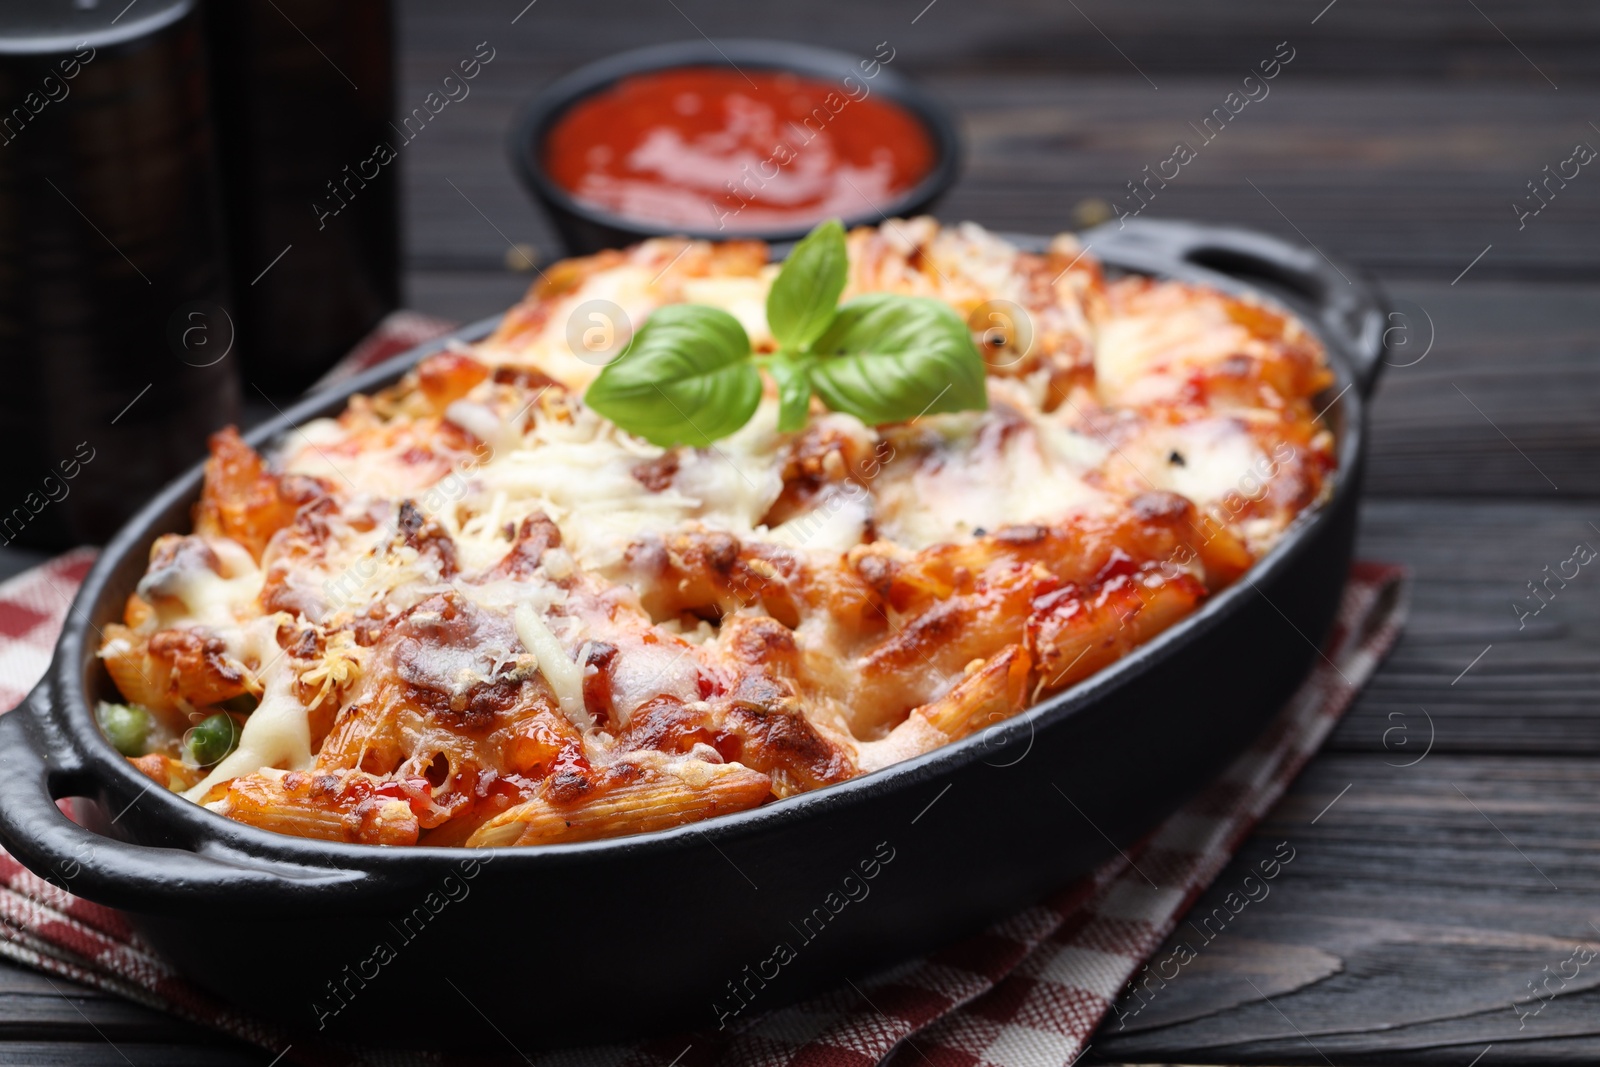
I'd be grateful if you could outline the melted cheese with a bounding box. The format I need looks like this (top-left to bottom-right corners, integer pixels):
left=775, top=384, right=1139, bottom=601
left=427, top=401, right=787, bottom=574
left=140, top=537, right=264, bottom=630
left=186, top=655, right=312, bottom=801
left=768, top=487, right=871, bottom=553
left=876, top=408, right=1113, bottom=548
left=1149, top=419, right=1267, bottom=507
left=283, top=432, right=456, bottom=500
left=680, top=275, right=773, bottom=344
left=604, top=638, right=700, bottom=727
left=514, top=602, right=590, bottom=729
left=125, top=221, right=1334, bottom=833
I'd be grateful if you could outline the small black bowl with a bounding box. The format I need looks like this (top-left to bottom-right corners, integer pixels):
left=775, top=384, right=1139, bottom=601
left=509, top=39, right=963, bottom=255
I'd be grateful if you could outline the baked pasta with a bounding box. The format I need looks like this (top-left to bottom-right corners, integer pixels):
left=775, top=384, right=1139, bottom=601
left=96, top=218, right=1335, bottom=847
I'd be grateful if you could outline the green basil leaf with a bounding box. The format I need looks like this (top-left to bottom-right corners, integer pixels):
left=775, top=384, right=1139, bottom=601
left=809, top=294, right=989, bottom=426
left=584, top=304, right=761, bottom=447
left=768, top=355, right=814, bottom=433
left=766, top=218, right=848, bottom=352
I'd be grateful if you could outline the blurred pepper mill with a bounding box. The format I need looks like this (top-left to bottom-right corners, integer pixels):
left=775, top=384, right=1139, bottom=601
left=203, top=0, right=399, bottom=396
left=0, top=0, right=239, bottom=550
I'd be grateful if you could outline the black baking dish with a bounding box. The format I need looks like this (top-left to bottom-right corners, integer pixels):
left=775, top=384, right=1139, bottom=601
left=0, top=219, right=1385, bottom=1051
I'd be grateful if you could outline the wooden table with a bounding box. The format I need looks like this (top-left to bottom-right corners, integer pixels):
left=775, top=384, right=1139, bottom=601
left=3, top=0, right=1598, bottom=1062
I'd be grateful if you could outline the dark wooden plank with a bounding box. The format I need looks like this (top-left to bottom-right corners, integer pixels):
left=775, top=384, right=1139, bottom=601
left=391, top=82, right=555, bottom=271
left=0, top=960, right=261, bottom=1062
left=1339, top=499, right=1600, bottom=757
left=945, top=79, right=1600, bottom=280
left=1092, top=753, right=1600, bottom=1065
left=405, top=268, right=538, bottom=328
left=390, top=3, right=1600, bottom=278
left=0, top=1042, right=262, bottom=1066
left=401, top=0, right=1600, bottom=84
left=387, top=69, right=1600, bottom=277
left=1366, top=282, right=1600, bottom=498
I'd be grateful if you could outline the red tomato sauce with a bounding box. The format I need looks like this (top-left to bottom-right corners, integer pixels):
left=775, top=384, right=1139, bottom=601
left=543, top=67, right=935, bottom=232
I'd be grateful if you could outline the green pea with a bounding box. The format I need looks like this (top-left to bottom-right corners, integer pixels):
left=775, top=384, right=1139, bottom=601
left=96, top=702, right=151, bottom=758
left=186, top=713, right=241, bottom=768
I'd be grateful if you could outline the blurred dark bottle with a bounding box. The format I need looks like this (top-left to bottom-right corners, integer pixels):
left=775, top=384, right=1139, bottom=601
left=203, top=0, right=399, bottom=396
left=0, top=0, right=240, bottom=550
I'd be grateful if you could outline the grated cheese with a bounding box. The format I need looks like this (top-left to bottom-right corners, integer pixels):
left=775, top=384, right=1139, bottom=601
left=514, top=601, right=591, bottom=730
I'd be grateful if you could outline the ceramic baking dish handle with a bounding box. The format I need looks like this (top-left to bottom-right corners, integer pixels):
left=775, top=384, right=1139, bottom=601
left=1084, top=218, right=1388, bottom=396
left=0, top=688, right=367, bottom=914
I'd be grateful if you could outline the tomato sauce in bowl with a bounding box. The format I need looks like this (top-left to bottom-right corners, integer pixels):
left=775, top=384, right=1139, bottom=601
left=542, top=67, right=937, bottom=233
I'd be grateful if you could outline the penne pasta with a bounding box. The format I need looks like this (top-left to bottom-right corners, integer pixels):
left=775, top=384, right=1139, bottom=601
left=92, top=220, right=1335, bottom=847
left=466, top=759, right=772, bottom=847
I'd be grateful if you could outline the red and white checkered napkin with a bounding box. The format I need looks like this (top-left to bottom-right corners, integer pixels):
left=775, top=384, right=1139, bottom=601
left=0, top=557, right=1407, bottom=1067
left=0, top=549, right=97, bottom=713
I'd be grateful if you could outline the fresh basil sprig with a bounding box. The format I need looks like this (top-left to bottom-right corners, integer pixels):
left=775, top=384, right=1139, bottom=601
left=767, top=218, right=850, bottom=352
left=582, top=304, right=761, bottom=448
left=584, top=219, right=987, bottom=447
left=808, top=294, right=987, bottom=425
